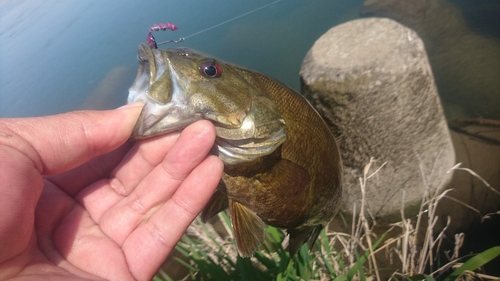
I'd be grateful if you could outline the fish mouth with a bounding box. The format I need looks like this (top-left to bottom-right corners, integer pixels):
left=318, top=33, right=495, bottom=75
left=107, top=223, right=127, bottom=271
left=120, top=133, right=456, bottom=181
left=128, top=44, right=201, bottom=138
left=215, top=125, right=286, bottom=165
left=127, top=45, right=287, bottom=165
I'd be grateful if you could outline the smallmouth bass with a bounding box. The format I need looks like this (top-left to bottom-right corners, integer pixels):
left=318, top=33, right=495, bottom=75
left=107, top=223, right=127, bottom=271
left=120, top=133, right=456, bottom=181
left=128, top=44, right=343, bottom=256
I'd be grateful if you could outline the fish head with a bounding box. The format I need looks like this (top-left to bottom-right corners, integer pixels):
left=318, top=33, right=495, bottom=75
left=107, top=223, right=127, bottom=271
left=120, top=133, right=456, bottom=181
left=128, top=44, right=286, bottom=164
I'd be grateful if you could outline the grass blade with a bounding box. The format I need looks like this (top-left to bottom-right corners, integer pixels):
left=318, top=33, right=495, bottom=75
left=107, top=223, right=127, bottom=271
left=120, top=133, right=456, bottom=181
left=347, top=230, right=388, bottom=279
left=443, top=246, right=500, bottom=281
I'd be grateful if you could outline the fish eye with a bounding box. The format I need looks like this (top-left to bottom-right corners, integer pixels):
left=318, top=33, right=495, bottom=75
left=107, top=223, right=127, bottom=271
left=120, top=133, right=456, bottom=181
left=199, top=60, right=222, bottom=78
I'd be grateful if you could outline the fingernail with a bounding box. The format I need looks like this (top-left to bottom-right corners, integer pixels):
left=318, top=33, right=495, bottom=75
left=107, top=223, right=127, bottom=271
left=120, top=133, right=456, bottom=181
left=116, top=102, right=145, bottom=110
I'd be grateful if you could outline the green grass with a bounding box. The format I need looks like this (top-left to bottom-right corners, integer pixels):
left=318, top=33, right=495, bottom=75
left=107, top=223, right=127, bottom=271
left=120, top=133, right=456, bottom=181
left=159, top=211, right=387, bottom=281
left=405, top=246, right=500, bottom=281
left=158, top=215, right=500, bottom=281
left=155, top=161, right=500, bottom=281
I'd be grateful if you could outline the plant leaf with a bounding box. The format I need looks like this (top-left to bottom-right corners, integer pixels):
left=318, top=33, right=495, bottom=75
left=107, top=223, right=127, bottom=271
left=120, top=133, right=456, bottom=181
left=444, top=246, right=500, bottom=281
left=347, top=230, right=388, bottom=279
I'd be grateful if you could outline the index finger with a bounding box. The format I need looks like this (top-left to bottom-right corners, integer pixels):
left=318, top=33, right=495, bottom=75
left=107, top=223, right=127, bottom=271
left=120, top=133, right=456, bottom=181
left=2, top=104, right=143, bottom=176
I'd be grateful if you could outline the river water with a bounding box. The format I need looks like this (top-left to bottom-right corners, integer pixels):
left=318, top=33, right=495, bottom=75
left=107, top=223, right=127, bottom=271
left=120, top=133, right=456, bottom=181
left=0, top=0, right=498, bottom=118
left=0, top=0, right=362, bottom=117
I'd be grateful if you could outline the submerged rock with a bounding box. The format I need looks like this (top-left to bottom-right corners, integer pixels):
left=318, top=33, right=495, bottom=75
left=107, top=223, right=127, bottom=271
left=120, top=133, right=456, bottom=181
left=79, top=66, right=134, bottom=110
left=300, top=18, right=455, bottom=220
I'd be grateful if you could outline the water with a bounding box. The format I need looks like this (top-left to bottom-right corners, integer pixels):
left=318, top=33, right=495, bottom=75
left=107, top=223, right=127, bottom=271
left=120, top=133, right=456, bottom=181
left=0, top=0, right=362, bottom=117
left=0, top=0, right=498, bottom=118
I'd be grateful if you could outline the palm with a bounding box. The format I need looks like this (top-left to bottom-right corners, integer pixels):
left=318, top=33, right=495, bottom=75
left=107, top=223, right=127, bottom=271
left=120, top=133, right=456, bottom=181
left=0, top=110, right=222, bottom=281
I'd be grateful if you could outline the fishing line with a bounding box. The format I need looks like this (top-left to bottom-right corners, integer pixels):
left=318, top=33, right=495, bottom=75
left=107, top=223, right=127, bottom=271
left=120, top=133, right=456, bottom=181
left=157, top=0, right=283, bottom=46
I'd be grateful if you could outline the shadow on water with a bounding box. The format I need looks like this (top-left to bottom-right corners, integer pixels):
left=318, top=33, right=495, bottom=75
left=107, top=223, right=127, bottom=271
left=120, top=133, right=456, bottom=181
left=450, top=0, right=500, bottom=38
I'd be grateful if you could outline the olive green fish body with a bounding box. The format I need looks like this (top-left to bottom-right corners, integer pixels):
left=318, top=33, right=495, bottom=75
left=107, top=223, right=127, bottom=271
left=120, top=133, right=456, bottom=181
left=128, top=44, right=342, bottom=256
left=214, top=68, right=342, bottom=254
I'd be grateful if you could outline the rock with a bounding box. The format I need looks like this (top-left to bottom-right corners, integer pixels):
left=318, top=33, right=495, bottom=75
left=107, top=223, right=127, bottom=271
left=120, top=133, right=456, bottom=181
left=300, top=18, right=456, bottom=220
left=360, top=0, right=500, bottom=119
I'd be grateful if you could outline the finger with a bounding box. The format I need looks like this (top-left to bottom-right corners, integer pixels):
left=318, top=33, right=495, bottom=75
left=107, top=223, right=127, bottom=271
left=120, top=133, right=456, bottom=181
left=1, top=103, right=143, bottom=176
left=123, top=155, right=223, bottom=280
left=46, top=141, right=134, bottom=197
left=96, top=120, right=219, bottom=244
left=76, top=131, right=182, bottom=222
left=108, top=130, right=183, bottom=196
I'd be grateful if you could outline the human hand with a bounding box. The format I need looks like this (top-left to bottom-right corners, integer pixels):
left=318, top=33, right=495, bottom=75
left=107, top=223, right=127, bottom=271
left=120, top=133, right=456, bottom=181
left=0, top=104, right=223, bottom=281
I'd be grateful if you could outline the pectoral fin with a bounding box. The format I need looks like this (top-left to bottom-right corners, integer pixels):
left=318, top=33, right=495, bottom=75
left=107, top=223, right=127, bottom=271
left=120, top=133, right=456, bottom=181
left=230, top=199, right=266, bottom=257
left=201, top=188, right=228, bottom=222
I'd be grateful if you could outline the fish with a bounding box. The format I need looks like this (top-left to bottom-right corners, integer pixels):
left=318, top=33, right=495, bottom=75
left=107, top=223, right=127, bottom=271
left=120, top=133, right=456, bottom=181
left=128, top=43, right=343, bottom=257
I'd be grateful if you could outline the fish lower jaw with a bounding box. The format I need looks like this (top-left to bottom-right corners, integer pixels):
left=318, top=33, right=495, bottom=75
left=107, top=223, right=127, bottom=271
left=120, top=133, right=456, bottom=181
left=133, top=101, right=202, bottom=138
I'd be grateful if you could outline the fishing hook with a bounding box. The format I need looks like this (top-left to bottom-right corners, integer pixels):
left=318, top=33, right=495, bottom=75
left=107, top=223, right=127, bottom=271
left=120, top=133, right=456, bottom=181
left=146, top=0, right=283, bottom=49
left=147, top=22, right=178, bottom=49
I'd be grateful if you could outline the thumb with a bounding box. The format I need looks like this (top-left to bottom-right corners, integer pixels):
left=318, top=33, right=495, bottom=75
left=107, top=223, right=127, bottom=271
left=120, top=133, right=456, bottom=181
left=0, top=102, right=144, bottom=175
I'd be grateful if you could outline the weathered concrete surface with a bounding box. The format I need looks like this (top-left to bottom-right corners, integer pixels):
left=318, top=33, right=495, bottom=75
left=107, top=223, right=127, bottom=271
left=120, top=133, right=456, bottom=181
left=300, top=18, right=456, bottom=219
